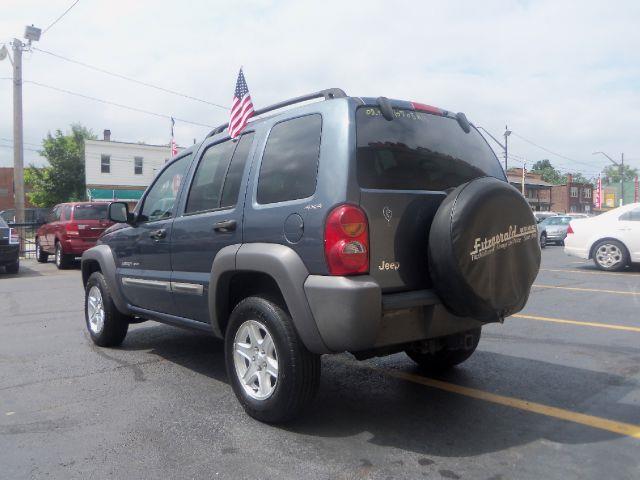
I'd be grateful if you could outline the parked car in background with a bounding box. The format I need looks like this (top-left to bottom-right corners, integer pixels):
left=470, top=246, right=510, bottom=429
left=35, top=202, right=113, bottom=269
left=538, top=215, right=586, bottom=246
left=0, top=217, right=20, bottom=274
left=533, top=211, right=558, bottom=223
left=565, top=203, right=640, bottom=271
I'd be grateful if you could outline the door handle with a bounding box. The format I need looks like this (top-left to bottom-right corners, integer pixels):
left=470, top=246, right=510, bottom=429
left=213, top=219, right=237, bottom=233
left=149, top=229, right=167, bottom=240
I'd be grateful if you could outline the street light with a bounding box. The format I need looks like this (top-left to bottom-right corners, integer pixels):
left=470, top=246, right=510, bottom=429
left=593, top=151, right=625, bottom=206
left=476, top=125, right=511, bottom=172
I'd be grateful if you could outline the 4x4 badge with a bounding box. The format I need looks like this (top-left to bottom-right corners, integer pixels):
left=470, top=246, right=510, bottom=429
left=383, top=206, right=392, bottom=223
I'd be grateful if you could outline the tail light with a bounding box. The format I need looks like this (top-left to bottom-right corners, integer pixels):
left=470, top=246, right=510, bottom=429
left=9, top=228, right=19, bottom=244
left=324, top=204, right=369, bottom=275
left=567, top=224, right=574, bottom=235
left=65, top=222, right=79, bottom=236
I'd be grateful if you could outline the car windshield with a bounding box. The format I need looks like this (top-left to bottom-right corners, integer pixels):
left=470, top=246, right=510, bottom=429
left=356, top=107, right=505, bottom=191
left=73, top=204, right=108, bottom=220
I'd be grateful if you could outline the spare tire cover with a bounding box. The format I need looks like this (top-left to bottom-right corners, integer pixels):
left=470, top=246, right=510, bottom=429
left=428, top=176, right=540, bottom=322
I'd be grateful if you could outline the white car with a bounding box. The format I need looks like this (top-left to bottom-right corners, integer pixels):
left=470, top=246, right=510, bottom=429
left=564, top=203, right=640, bottom=271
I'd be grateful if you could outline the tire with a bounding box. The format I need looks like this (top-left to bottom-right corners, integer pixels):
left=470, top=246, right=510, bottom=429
left=85, top=271, right=129, bottom=347
left=54, top=241, right=72, bottom=269
left=35, top=238, right=49, bottom=263
left=540, top=233, right=547, bottom=249
left=593, top=240, right=629, bottom=272
left=406, top=328, right=481, bottom=373
left=225, top=296, right=320, bottom=423
left=5, top=259, right=19, bottom=274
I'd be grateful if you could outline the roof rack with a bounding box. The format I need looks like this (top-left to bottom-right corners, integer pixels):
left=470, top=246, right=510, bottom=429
left=206, top=88, right=347, bottom=138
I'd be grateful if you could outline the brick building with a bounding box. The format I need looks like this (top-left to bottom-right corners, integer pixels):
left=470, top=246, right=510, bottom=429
left=506, top=168, right=553, bottom=211
left=550, top=174, right=594, bottom=214
left=0, top=167, right=15, bottom=211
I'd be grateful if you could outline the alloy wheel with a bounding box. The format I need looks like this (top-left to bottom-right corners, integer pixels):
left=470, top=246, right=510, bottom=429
left=87, top=286, right=105, bottom=334
left=596, top=244, right=622, bottom=269
left=233, top=319, right=278, bottom=400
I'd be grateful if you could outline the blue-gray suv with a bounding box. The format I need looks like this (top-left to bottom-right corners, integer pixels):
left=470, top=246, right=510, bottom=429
left=81, top=89, right=541, bottom=422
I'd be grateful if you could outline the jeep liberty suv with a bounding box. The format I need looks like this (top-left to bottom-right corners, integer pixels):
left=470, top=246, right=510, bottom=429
left=81, top=89, right=540, bottom=423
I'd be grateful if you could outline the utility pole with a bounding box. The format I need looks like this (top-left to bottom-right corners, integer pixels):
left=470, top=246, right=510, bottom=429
left=12, top=38, right=25, bottom=225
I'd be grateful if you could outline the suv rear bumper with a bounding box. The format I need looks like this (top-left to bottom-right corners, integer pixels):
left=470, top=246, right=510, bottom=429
left=304, top=275, right=483, bottom=353
left=0, top=244, right=19, bottom=265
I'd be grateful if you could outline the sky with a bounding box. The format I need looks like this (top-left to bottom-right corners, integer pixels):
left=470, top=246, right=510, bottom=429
left=1, top=0, right=639, bottom=177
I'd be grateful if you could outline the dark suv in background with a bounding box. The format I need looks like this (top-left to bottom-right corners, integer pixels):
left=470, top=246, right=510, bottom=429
left=81, top=89, right=540, bottom=422
left=0, top=217, right=20, bottom=274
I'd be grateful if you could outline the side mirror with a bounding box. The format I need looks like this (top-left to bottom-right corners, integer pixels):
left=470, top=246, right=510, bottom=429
left=108, top=202, right=134, bottom=224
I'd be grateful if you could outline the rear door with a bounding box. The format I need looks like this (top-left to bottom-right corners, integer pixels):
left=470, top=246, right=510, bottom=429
left=44, top=206, right=62, bottom=252
left=355, top=106, right=505, bottom=292
left=169, top=133, right=255, bottom=322
left=113, top=154, right=192, bottom=313
left=72, top=204, right=110, bottom=243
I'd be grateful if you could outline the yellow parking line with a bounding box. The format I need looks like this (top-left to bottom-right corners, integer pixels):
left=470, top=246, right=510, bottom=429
left=533, top=284, right=639, bottom=296
left=513, top=314, right=640, bottom=333
left=540, top=268, right=640, bottom=277
left=368, top=366, right=640, bottom=439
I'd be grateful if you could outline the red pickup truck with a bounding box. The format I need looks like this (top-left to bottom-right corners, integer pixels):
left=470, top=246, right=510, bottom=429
left=35, top=202, right=114, bottom=269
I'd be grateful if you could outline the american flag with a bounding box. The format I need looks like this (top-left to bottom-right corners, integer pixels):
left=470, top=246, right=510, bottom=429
left=170, top=117, right=178, bottom=156
left=229, top=68, right=254, bottom=138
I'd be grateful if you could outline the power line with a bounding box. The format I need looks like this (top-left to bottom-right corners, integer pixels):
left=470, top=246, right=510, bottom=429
left=43, top=0, right=81, bottom=34
left=25, top=80, right=216, bottom=128
left=0, top=137, right=41, bottom=147
left=0, top=144, right=40, bottom=153
left=33, top=47, right=229, bottom=110
left=510, top=131, right=600, bottom=169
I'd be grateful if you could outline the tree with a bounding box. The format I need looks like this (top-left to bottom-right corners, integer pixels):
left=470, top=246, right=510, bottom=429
left=25, top=124, right=96, bottom=207
left=602, top=164, right=638, bottom=183
left=530, top=159, right=565, bottom=185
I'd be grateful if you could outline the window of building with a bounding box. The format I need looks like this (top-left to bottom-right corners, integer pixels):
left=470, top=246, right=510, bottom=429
left=185, top=140, right=236, bottom=214
left=257, top=114, right=322, bottom=204
left=584, top=188, right=591, bottom=198
left=570, top=205, right=577, bottom=212
left=139, top=154, right=192, bottom=223
left=570, top=186, right=578, bottom=197
left=134, top=157, right=143, bottom=175
left=101, top=154, right=111, bottom=174
left=0, top=187, right=8, bottom=197
left=584, top=205, right=591, bottom=213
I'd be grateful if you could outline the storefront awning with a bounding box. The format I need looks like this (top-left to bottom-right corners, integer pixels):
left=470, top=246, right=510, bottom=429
left=87, top=188, right=144, bottom=201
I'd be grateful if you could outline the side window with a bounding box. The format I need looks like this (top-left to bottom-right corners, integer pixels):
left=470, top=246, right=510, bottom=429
left=62, top=205, right=72, bottom=220
left=185, top=140, right=237, bottom=214
left=139, top=154, right=191, bottom=223
left=221, top=133, right=254, bottom=208
left=620, top=207, right=640, bottom=221
left=49, top=206, right=61, bottom=222
left=101, top=154, right=111, bottom=174
left=257, top=114, right=322, bottom=204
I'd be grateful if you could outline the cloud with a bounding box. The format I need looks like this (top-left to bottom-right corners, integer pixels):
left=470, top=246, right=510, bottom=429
left=0, top=0, right=638, bottom=175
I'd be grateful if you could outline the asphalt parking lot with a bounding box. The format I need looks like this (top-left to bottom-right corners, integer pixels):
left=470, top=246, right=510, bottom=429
left=1, top=247, right=639, bottom=480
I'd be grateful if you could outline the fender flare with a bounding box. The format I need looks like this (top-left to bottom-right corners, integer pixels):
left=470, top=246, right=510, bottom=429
left=81, top=245, right=131, bottom=315
left=208, top=243, right=330, bottom=354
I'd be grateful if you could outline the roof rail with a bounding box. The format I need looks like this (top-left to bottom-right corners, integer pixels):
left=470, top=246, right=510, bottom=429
left=206, top=88, right=347, bottom=138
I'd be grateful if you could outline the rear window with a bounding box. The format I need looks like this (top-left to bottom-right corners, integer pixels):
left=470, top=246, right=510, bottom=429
left=546, top=216, right=572, bottom=225
left=73, top=204, right=108, bottom=220
left=356, top=107, right=504, bottom=191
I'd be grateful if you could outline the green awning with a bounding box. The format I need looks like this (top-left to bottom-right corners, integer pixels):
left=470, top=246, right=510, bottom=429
left=87, top=188, right=144, bottom=201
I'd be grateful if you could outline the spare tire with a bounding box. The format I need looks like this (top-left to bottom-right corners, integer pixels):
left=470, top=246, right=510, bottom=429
left=428, top=176, right=540, bottom=322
